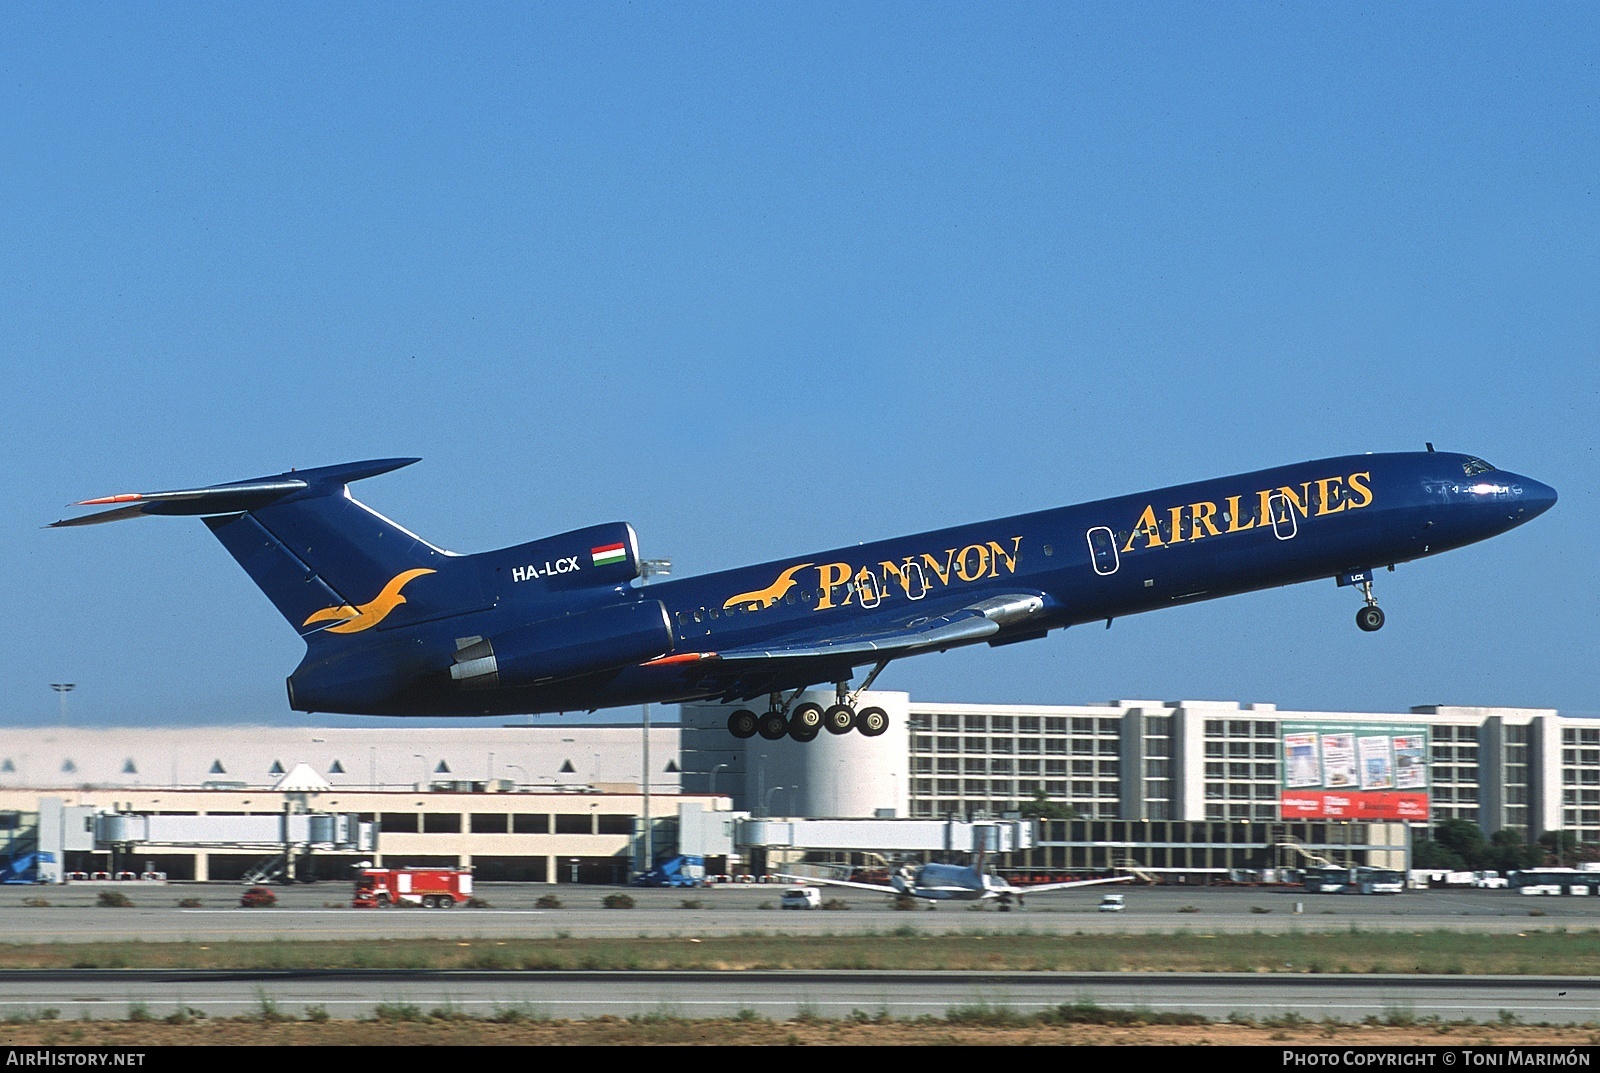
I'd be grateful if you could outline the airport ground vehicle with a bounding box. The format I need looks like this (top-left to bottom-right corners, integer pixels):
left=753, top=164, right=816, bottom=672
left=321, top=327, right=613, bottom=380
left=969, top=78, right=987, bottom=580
left=781, top=886, right=822, bottom=910
left=1303, top=865, right=1404, bottom=894
left=1511, top=868, right=1600, bottom=895
left=1098, top=893, right=1126, bottom=912
left=351, top=866, right=472, bottom=908
left=634, top=855, right=706, bottom=887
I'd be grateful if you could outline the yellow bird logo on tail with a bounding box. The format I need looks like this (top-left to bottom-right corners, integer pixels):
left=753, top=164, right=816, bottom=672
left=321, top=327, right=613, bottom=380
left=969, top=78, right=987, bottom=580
left=723, top=563, right=812, bottom=611
left=302, top=568, right=437, bottom=634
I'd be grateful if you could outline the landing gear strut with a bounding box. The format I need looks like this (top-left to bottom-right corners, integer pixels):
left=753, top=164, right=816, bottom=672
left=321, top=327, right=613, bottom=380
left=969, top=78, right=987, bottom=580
left=1354, top=577, right=1385, bottom=632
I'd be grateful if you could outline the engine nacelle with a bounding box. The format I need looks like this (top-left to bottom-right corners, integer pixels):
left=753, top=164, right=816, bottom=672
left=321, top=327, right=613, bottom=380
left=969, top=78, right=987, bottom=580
left=450, top=599, right=673, bottom=688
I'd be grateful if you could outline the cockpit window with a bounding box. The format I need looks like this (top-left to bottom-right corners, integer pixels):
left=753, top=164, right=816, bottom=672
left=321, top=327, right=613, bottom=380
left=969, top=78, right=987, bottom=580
left=1461, top=457, right=1496, bottom=476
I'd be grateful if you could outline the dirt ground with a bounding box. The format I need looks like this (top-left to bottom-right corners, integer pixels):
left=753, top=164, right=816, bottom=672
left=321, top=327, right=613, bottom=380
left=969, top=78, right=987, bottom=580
left=2, top=1018, right=1597, bottom=1047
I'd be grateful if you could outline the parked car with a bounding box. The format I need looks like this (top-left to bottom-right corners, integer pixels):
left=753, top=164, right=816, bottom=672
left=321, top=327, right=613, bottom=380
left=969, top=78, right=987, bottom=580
left=1098, top=893, right=1126, bottom=913
left=239, top=886, right=277, bottom=908
left=780, top=886, right=822, bottom=910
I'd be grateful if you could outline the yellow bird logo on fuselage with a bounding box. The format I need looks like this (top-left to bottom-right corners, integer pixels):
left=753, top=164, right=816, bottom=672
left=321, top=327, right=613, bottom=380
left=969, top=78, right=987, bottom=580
left=723, top=563, right=812, bottom=611
left=302, top=568, right=437, bottom=634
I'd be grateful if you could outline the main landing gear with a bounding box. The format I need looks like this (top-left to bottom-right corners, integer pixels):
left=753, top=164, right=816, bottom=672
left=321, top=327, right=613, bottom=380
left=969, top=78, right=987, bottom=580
left=725, top=668, right=893, bottom=742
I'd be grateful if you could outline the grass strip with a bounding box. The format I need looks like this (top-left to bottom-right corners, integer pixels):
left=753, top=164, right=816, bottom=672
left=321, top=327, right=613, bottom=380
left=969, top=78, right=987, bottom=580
left=6, top=928, right=1600, bottom=974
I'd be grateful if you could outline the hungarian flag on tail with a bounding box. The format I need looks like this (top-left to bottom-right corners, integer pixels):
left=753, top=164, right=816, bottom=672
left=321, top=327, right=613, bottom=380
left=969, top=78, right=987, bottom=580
left=591, top=542, right=627, bottom=567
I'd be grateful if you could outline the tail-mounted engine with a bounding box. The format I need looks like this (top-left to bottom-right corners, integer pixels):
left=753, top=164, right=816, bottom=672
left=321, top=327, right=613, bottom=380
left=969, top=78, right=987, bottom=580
left=450, top=599, right=673, bottom=688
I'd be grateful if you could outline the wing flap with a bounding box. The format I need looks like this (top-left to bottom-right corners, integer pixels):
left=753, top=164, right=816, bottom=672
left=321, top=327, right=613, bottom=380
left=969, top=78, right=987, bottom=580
left=705, top=593, right=1047, bottom=664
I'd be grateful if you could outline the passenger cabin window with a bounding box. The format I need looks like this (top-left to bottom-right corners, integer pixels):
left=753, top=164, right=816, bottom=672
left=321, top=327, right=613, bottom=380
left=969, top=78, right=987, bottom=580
left=1462, top=457, right=1496, bottom=476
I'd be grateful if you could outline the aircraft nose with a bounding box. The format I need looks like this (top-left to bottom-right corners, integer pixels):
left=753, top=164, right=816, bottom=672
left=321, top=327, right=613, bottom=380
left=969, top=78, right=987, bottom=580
left=1518, top=476, right=1558, bottom=518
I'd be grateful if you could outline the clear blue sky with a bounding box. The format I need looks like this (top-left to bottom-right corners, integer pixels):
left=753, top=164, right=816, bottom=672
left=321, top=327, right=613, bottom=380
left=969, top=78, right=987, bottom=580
left=2, top=4, right=1594, bottom=727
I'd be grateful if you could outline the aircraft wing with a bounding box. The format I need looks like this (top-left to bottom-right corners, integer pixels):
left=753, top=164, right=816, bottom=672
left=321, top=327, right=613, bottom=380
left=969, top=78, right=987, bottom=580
left=1005, top=875, right=1134, bottom=894
left=773, top=874, right=902, bottom=896
left=702, top=593, right=1049, bottom=664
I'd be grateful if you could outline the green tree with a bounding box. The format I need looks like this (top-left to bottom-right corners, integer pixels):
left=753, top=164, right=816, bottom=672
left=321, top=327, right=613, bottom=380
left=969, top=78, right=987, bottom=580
left=1487, top=828, right=1541, bottom=872
left=1538, top=830, right=1578, bottom=868
left=1411, top=837, right=1464, bottom=870
left=1021, top=791, right=1078, bottom=821
left=1432, top=818, right=1490, bottom=869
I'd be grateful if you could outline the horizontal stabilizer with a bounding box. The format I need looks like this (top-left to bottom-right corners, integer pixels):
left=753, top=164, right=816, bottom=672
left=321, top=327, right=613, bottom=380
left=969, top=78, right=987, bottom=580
left=50, top=459, right=419, bottom=527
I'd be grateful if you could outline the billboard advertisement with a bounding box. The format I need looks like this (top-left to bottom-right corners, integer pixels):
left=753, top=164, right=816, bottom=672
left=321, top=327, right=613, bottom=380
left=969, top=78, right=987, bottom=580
left=1280, top=722, right=1430, bottom=821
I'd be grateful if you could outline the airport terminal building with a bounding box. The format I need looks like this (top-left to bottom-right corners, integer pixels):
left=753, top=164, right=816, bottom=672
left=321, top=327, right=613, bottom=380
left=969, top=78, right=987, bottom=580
left=0, top=692, right=1588, bottom=882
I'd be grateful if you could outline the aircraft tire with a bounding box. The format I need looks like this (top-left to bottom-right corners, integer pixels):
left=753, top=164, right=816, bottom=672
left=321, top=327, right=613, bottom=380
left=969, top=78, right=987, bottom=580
left=856, top=706, right=889, bottom=736
left=727, top=710, right=759, bottom=739
left=758, top=711, right=789, bottom=740
left=790, top=703, right=824, bottom=735
left=1356, top=606, right=1386, bottom=632
left=824, top=704, right=855, bottom=735
left=788, top=722, right=819, bottom=743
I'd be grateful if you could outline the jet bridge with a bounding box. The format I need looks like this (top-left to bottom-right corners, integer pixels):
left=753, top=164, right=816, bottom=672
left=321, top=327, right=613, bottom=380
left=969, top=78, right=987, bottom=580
left=93, top=811, right=376, bottom=882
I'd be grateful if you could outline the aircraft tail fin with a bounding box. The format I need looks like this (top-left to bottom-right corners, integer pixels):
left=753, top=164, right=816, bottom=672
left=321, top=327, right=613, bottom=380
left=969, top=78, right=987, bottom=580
left=55, top=459, right=467, bottom=638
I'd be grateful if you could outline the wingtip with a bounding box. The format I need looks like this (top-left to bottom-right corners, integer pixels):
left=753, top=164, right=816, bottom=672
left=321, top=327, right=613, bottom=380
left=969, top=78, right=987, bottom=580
left=76, top=493, right=143, bottom=506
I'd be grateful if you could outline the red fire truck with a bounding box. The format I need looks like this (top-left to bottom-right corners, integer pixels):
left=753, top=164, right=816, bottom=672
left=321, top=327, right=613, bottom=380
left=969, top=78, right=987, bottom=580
left=352, top=867, right=473, bottom=908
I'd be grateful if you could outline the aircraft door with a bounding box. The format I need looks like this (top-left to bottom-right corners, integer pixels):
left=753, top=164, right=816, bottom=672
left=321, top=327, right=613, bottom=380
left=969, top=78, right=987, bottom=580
left=1086, top=526, right=1120, bottom=575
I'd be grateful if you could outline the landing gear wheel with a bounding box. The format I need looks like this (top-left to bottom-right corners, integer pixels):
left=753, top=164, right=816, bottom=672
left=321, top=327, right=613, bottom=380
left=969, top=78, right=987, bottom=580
left=727, top=710, right=758, bottom=739
left=824, top=704, right=856, bottom=735
left=789, top=703, right=823, bottom=742
left=758, top=711, right=789, bottom=740
left=1356, top=605, right=1386, bottom=632
left=856, top=706, right=889, bottom=737
left=790, top=703, right=824, bottom=734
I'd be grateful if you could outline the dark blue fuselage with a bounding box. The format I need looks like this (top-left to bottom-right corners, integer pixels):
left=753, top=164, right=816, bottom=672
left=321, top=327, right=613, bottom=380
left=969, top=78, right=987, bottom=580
left=292, top=450, right=1553, bottom=717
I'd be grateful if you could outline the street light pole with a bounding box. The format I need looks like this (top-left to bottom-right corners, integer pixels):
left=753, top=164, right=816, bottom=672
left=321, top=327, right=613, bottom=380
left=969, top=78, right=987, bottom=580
left=764, top=785, right=789, bottom=818
left=50, top=684, right=75, bottom=727
left=637, top=558, right=671, bottom=877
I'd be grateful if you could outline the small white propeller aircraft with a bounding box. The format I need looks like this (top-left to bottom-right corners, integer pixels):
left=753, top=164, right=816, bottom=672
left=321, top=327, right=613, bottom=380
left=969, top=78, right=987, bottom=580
left=779, top=860, right=1131, bottom=909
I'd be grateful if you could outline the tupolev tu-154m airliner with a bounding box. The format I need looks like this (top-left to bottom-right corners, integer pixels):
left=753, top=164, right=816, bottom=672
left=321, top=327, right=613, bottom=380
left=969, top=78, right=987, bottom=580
left=53, top=449, right=1555, bottom=741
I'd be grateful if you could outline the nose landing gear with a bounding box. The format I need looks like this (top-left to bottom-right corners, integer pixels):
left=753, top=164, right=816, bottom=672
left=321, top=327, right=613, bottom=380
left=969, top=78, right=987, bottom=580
left=1340, top=570, right=1386, bottom=632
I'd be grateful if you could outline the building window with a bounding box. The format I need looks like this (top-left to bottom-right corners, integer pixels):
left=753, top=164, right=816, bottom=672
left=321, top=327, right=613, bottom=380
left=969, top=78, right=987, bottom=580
left=379, top=812, right=419, bottom=833
left=423, top=813, right=462, bottom=834
left=597, top=814, right=634, bottom=835
left=512, top=814, right=549, bottom=833
left=555, top=814, right=592, bottom=835
left=470, top=813, right=509, bottom=833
